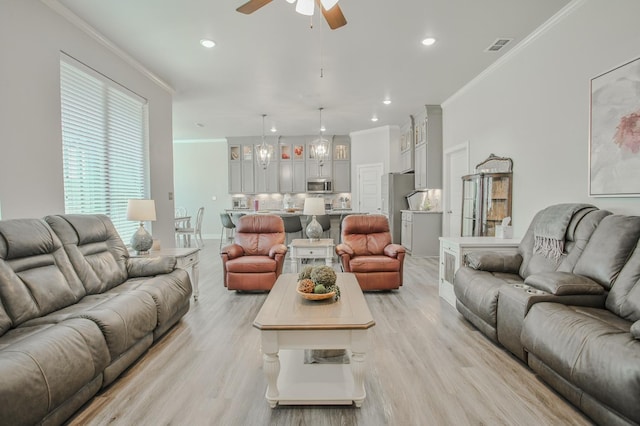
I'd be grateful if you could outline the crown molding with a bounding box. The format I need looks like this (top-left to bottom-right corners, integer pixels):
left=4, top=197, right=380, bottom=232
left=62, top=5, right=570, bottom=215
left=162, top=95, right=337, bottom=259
left=41, top=0, right=175, bottom=94
left=442, top=0, right=587, bottom=108
left=173, top=138, right=228, bottom=144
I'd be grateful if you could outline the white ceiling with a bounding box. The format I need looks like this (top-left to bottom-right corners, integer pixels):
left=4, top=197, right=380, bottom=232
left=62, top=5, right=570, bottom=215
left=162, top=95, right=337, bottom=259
left=57, top=0, right=571, bottom=140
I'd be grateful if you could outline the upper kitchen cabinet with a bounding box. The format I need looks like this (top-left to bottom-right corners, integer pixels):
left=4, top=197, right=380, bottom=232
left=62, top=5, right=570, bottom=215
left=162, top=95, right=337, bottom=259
left=307, top=137, right=332, bottom=179
left=332, top=136, right=351, bottom=193
left=400, top=117, right=414, bottom=173
left=228, top=140, right=255, bottom=194
left=414, top=105, right=443, bottom=189
left=279, top=139, right=306, bottom=193
left=254, top=137, right=279, bottom=194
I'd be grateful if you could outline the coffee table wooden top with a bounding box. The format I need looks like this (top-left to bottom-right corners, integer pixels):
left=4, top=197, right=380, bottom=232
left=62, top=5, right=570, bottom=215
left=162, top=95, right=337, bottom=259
left=253, top=273, right=375, bottom=331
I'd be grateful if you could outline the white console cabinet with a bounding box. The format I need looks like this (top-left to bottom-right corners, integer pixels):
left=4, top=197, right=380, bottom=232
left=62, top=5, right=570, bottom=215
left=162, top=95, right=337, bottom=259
left=438, top=237, right=521, bottom=307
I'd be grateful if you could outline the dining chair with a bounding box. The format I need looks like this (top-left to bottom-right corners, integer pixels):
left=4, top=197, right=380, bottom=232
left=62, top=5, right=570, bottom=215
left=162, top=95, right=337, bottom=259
left=281, top=214, right=303, bottom=246
left=176, top=207, right=205, bottom=248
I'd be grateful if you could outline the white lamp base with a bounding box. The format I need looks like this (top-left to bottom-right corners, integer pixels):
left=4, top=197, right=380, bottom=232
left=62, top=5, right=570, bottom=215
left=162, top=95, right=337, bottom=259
left=131, top=222, right=153, bottom=254
left=306, top=215, right=323, bottom=241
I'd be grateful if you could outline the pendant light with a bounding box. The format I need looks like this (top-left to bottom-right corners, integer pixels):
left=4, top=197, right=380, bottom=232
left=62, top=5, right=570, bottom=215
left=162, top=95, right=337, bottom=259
left=312, top=107, right=329, bottom=169
left=255, top=114, right=273, bottom=170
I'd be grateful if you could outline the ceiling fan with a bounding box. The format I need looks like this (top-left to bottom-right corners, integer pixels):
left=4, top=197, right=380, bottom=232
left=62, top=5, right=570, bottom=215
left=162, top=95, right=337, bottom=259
left=236, top=0, right=347, bottom=30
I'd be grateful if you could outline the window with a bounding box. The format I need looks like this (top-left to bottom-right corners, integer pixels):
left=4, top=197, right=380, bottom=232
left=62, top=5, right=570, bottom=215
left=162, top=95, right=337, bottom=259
left=60, top=53, right=149, bottom=241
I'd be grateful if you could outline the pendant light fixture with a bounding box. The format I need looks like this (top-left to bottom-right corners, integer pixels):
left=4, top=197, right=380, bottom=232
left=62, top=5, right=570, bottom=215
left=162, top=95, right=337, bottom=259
left=312, top=107, right=329, bottom=170
left=255, top=114, right=273, bottom=170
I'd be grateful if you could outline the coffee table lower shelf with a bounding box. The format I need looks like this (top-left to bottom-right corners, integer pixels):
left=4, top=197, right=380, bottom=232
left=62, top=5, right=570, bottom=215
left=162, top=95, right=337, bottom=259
left=271, top=349, right=359, bottom=406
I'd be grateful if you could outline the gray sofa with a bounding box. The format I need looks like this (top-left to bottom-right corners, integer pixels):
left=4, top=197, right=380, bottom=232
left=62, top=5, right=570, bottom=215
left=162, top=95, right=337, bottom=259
left=454, top=204, right=640, bottom=426
left=0, top=214, right=192, bottom=425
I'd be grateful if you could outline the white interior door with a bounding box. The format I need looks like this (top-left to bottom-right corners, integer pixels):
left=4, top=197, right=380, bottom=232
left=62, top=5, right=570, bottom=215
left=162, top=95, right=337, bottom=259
left=356, top=163, right=383, bottom=214
left=443, top=142, right=469, bottom=237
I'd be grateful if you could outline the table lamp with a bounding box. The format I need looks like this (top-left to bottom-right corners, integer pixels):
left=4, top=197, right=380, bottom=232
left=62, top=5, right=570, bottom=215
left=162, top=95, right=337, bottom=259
left=127, top=199, right=156, bottom=254
left=303, top=197, right=325, bottom=241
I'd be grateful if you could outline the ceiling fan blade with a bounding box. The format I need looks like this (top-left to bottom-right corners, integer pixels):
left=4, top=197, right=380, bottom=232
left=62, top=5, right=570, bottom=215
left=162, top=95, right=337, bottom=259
left=317, top=1, right=347, bottom=29
left=236, top=0, right=274, bottom=14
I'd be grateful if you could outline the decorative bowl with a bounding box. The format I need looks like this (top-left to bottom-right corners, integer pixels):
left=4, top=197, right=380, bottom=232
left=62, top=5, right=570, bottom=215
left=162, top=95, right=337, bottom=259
left=296, top=289, right=336, bottom=301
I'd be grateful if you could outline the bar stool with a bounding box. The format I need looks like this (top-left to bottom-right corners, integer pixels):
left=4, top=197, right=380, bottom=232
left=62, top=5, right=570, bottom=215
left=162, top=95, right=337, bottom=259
left=219, top=212, right=236, bottom=250
left=282, top=215, right=303, bottom=246
left=316, top=214, right=331, bottom=239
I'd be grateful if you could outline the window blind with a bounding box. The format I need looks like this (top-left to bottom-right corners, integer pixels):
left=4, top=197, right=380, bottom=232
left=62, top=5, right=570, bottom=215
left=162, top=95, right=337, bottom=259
left=60, top=54, right=149, bottom=242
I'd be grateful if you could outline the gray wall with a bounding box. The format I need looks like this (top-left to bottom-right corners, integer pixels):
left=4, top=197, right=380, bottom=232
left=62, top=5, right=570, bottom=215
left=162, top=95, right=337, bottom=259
left=442, top=0, right=640, bottom=236
left=0, top=0, right=176, bottom=246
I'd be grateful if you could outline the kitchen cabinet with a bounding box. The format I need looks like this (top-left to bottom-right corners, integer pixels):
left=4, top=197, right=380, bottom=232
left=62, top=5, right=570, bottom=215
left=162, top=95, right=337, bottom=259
left=438, top=237, right=521, bottom=307
left=414, top=105, right=442, bottom=189
left=461, top=172, right=512, bottom=237
left=279, top=142, right=306, bottom=193
left=399, top=118, right=414, bottom=173
left=332, top=137, right=350, bottom=192
left=307, top=138, right=332, bottom=179
left=401, top=210, right=442, bottom=257
left=228, top=143, right=256, bottom=194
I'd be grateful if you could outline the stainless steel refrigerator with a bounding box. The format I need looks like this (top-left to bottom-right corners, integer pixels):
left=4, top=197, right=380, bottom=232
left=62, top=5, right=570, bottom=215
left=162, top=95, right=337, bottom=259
left=381, top=173, right=415, bottom=244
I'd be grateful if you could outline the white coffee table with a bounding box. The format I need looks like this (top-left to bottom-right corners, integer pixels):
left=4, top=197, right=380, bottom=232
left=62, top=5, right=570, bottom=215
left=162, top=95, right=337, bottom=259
left=253, top=273, right=375, bottom=407
left=289, top=238, right=334, bottom=273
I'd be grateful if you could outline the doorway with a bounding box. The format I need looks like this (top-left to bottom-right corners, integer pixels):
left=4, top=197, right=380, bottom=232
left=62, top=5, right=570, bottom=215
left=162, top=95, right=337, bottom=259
left=356, top=163, right=383, bottom=214
left=443, top=142, right=469, bottom=237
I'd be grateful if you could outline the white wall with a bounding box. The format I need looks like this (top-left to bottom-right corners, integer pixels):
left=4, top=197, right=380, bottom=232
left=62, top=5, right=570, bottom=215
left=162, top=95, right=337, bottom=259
left=0, top=0, right=176, bottom=246
left=442, top=0, right=640, bottom=237
left=173, top=140, right=231, bottom=239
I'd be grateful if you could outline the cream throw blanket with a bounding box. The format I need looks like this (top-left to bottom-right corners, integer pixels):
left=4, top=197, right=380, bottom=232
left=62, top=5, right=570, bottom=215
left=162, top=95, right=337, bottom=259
left=533, top=203, right=596, bottom=260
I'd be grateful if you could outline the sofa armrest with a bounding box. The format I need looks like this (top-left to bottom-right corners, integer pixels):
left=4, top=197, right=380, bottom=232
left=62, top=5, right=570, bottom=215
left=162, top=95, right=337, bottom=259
left=269, top=244, right=288, bottom=258
left=383, top=243, right=405, bottom=258
left=335, top=243, right=354, bottom=258
left=524, top=272, right=605, bottom=296
left=465, top=250, right=522, bottom=273
left=631, top=321, right=640, bottom=340
left=127, top=256, right=176, bottom=277
left=221, top=244, right=244, bottom=259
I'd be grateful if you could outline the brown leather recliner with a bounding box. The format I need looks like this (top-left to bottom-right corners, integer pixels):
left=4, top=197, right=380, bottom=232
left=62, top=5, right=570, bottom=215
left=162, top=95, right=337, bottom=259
left=336, top=214, right=406, bottom=290
left=220, top=214, right=288, bottom=291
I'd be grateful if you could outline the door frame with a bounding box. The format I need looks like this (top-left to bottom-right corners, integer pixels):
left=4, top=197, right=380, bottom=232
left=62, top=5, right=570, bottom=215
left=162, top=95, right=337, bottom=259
left=443, top=141, right=470, bottom=237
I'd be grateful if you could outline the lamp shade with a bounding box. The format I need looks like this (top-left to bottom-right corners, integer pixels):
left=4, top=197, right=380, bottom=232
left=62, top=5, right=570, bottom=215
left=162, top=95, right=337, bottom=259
left=127, top=199, right=156, bottom=221
left=303, top=197, right=325, bottom=216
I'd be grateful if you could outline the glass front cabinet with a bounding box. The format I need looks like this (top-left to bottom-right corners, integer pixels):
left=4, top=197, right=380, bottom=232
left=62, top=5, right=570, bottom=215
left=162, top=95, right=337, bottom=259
left=461, top=172, right=512, bottom=237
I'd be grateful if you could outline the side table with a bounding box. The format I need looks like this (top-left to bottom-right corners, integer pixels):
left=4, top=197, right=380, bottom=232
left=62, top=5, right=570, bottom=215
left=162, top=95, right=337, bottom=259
left=289, top=238, right=334, bottom=273
left=131, top=247, right=201, bottom=301
left=438, top=236, right=521, bottom=307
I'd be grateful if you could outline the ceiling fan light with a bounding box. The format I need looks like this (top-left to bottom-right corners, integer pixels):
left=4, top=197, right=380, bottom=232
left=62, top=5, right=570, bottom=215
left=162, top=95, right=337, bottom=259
left=295, top=0, right=314, bottom=16
left=320, top=0, right=339, bottom=10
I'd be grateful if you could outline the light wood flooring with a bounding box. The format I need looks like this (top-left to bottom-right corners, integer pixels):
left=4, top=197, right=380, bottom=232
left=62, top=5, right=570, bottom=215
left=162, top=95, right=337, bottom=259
left=67, top=240, right=593, bottom=426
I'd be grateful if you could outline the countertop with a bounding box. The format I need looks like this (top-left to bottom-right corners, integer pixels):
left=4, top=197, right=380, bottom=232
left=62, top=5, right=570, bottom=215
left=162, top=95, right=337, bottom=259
left=401, top=210, right=443, bottom=214
left=226, top=209, right=360, bottom=215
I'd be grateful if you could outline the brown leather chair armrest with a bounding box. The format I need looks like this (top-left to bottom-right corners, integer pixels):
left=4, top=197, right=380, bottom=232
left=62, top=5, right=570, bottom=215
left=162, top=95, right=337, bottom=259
left=221, top=243, right=244, bottom=259
left=336, top=243, right=354, bottom=257
left=269, top=244, right=288, bottom=258
left=384, top=243, right=405, bottom=258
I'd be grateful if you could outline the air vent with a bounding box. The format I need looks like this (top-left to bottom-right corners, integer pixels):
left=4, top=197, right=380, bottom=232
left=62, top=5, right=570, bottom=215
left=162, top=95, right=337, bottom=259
left=485, top=38, right=513, bottom=52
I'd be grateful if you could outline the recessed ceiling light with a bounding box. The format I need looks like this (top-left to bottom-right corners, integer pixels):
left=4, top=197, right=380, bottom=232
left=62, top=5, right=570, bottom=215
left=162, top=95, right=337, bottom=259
left=421, top=37, right=436, bottom=46
left=270, top=126, right=277, bottom=132
left=320, top=126, right=326, bottom=132
left=371, top=116, right=379, bottom=122
left=200, top=39, right=216, bottom=48
left=383, top=99, right=391, bottom=105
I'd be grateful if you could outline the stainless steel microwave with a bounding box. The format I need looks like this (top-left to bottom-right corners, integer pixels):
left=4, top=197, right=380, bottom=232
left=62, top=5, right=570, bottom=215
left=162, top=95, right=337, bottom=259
left=307, top=179, right=332, bottom=193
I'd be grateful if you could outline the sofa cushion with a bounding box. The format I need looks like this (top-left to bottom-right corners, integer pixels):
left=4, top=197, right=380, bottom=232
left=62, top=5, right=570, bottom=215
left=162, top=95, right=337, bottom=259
left=341, top=215, right=392, bottom=256
left=45, top=214, right=129, bottom=294
left=574, top=215, right=640, bottom=290
left=0, top=219, right=85, bottom=332
left=465, top=250, right=522, bottom=273
left=234, top=215, right=285, bottom=256
left=349, top=255, right=400, bottom=273
left=522, top=303, right=640, bottom=424
left=225, top=255, right=277, bottom=273
left=0, top=318, right=110, bottom=425
left=606, top=241, right=640, bottom=322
